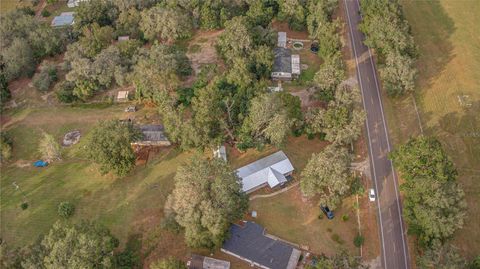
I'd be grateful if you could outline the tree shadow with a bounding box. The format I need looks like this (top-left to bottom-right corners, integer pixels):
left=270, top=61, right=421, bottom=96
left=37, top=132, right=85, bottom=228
left=408, top=0, right=456, bottom=95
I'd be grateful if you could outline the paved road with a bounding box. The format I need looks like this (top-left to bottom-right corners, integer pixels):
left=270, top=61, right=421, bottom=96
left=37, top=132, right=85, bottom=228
left=343, top=0, right=410, bottom=268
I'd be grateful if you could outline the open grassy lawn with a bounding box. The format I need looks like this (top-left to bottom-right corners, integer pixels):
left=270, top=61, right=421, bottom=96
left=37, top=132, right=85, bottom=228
left=0, top=0, right=31, bottom=13
left=382, top=0, right=480, bottom=258
left=250, top=185, right=358, bottom=256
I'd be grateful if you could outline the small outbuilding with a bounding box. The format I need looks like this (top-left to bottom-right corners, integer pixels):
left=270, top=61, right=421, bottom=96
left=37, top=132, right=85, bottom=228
left=51, top=12, right=75, bottom=27
left=187, top=254, right=230, bottom=269
left=236, top=151, right=294, bottom=193
left=213, top=145, right=227, bottom=162
left=132, top=125, right=171, bottom=147
left=117, top=91, right=130, bottom=102
left=67, top=0, right=89, bottom=7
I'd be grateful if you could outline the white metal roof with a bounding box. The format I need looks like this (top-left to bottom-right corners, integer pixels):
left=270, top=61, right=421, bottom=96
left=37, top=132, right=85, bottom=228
left=236, top=151, right=294, bottom=193
left=278, top=32, right=287, bottom=48
left=291, top=54, right=300, bottom=75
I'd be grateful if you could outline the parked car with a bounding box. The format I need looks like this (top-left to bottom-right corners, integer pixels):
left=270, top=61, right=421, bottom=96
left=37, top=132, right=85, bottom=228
left=124, top=105, right=136, bottom=112
left=310, top=42, right=319, bottom=53
left=369, top=188, right=376, bottom=201
left=320, top=205, right=334, bottom=219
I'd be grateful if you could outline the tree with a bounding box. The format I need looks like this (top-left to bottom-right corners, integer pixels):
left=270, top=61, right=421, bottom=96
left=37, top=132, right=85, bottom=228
left=132, top=43, right=191, bottom=101
left=306, top=0, right=340, bottom=59
left=22, top=221, right=119, bottom=268
left=306, top=250, right=366, bottom=269
left=74, top=0, right=118, bottom=31
left=217, top=16, right=253, bottom=62
left=246, top=0, right=275, bottom=27
left=390, top=136, right=467, bottom=246
left=39, top=132, right=62, bottom=161
left=358, top=0, right=417, bottom=97
left=240, top=93, right=295, bottom=147
left=140, top=6, right=192, bottom=42
left=32, top=64, right=57, bottom=92
left=150, top=257, right=187, bottom=269
left=249, top=45, right=274, bottom=79
left=307, top=85, right=365, bottom=145
left=389, top=136, right=457, bottom=182
left=57, top=202, right=75, bottom=218
left=1, top=38, right=35, bottom=81
left=313, top=53, right=345, bottom=101
left=0, top=241, right=22, bottom=269
left=85, top=120, right=141, bottom=177
left=300, top=145, right=352, bottom=209
left=0, top=131, right=13, bottom=162
left=115, top=7, right=142, bottom=39
left=165, top=156, right=248, bottom=249
left=277, top=0, right=306, bottom=30
left=417, top=242, right=467, bottom=269
left=79, top=23, right=114, bottom=58
left=0, top=70, right=11, bottom=109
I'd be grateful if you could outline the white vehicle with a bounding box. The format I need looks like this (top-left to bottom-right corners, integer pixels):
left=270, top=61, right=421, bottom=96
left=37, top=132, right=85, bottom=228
left=369, top=188, right=376, bottom=202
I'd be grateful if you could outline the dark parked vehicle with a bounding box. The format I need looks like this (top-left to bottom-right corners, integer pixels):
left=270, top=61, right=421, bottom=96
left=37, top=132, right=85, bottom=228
left=310, top=42, right=319, bottom=53
left=320, top=205, right=334, bottom=219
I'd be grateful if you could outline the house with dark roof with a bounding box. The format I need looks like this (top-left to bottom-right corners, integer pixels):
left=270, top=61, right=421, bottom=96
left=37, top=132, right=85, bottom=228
left=271, top=32, right=300, bottom=81
left=221, top=221, right=301, bottom=269
left=131, top=125, right=171, bottom=146
left=187, top=254, right=230, bottom=269
left=235, top=151, right=294, bottom=193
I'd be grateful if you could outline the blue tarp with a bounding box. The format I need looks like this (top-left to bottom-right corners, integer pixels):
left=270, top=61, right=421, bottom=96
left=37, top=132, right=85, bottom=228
left=33, top=160, right=48, bottom=167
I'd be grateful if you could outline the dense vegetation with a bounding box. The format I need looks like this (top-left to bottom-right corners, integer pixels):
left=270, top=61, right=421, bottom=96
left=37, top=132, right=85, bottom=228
left=390, top=136, right=468, bottom=267
left=359, top=0, right=418, bottom=96
left=165, top=156, right=248, bottom=249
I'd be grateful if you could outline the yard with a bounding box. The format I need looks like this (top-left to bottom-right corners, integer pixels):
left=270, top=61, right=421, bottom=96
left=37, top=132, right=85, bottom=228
left=381, top=0, right=480, bottom=259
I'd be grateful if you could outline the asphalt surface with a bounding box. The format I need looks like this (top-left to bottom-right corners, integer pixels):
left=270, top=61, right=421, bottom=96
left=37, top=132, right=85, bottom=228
left=343, top=0, right=410, bottom=268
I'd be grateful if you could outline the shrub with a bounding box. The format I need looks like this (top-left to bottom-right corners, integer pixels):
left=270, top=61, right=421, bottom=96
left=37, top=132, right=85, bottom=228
left=342, top=214, right=349, bottom=222
left=21, top=202, right=28, bottom=210
left=318, top=214, right=324, bottom=219
left=32, top=64, right=57, bottom=91
left=41, top=10, right=51, bottom=17
left=0, top=132, right=13, bottom=162
left=55, top=81, right=78, bottom=103
left=57, top=201, right=75, bottom=218
left=354, top=234, right=365, bottom=248
left=331, top=233, right=344, bottom=244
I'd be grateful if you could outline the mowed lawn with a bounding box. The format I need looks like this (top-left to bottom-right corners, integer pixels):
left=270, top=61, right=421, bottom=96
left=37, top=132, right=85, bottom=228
left=383, top=0, right=480, bottom=258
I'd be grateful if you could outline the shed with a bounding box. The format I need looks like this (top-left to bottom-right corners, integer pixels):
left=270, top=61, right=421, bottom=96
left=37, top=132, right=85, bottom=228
left=118, top=36, right=130, bottom=42
left=213, top=145, right=227, bottom=162
left=221, top=222, right=301, bottom=269
left=277, top=32, right=287, bottom=48
left=132, top=125, right=171, bottom=146
left=117, top=91, right=129, bottom=102
left=236, top=151, right=294, bottom=193
left=188, top=254, right=230, bottom=269
left=51, top=12, right=75, bottom=27
left=67, top=0, right=89, bottom=7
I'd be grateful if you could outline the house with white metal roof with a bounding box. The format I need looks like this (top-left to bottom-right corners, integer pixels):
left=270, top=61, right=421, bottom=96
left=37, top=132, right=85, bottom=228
left=67, top=0, right=89, bottom=8
left=236, top=151, right=294, bottom=193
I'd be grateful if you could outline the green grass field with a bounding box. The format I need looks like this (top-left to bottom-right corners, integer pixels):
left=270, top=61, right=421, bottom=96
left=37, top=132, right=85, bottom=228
left=383, top=0, right=480, bottom=258
left=0, top=0, right=31, bottom=14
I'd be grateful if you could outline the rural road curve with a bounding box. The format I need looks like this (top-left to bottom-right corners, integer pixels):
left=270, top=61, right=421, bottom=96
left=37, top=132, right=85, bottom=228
left=343, top=0, right=410, bottom=268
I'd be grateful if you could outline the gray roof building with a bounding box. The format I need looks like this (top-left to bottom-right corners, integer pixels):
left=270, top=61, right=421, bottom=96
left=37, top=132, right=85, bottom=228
left=271, top=48, right=300, bottom=81
left=132, top=125, right=171, bottom=146
left=51, top=12, right=75, bottom=27
left=278, top=32, right=287, bottom=48
left=221, top=222, right=301, bottom=269
left=188, top=254, right=230, bottom=269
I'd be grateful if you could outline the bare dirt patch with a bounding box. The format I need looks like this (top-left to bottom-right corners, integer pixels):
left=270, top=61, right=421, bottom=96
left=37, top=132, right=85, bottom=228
left=186, top=30, right=224, bottom=76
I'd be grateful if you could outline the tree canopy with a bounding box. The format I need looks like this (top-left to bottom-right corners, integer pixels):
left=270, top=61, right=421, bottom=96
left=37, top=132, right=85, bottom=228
left=390, top=136, right=467, bottom=247
left=165, top=156, right=248, bottom=248
left=300, top=145, right=352, bottom=209
left=22, top=221, right=119, bottom=269
left=85, top=120, right=141, bottom=177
